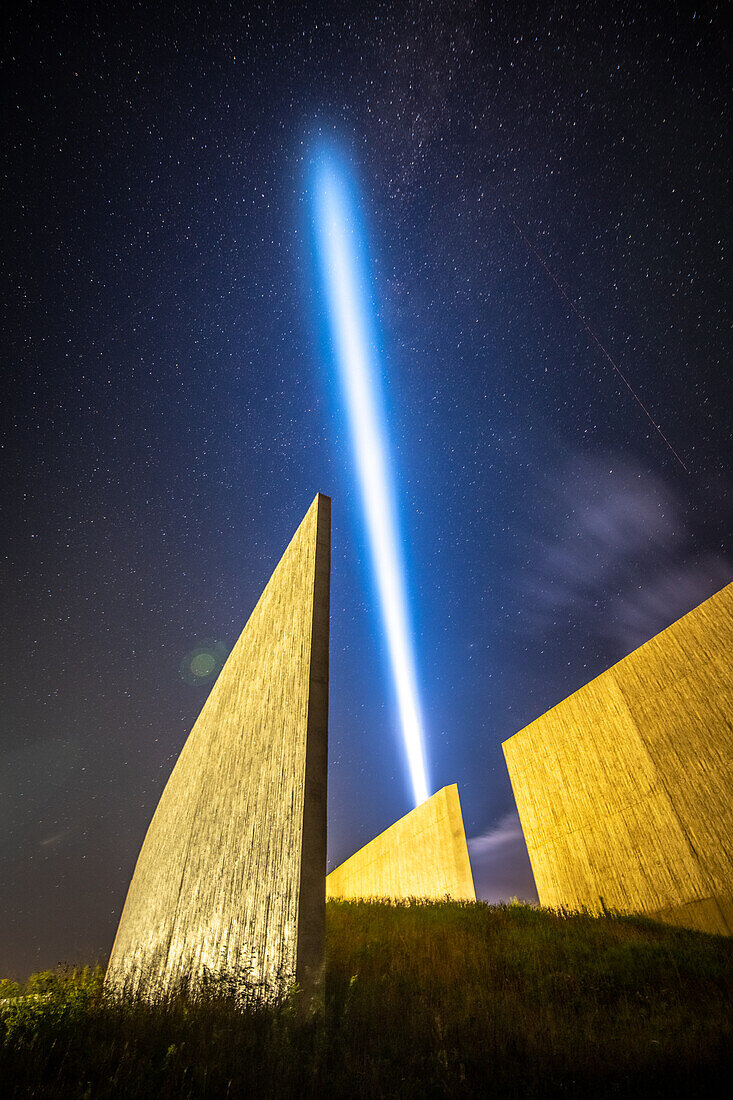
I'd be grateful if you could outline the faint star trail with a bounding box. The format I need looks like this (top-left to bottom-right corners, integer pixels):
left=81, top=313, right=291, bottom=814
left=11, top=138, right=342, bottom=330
left=504, top=210, right=689, bottom=474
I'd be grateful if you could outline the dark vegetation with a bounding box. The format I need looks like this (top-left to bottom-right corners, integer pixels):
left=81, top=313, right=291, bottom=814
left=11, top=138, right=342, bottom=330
left=2, top=900, right=731, bottom=1098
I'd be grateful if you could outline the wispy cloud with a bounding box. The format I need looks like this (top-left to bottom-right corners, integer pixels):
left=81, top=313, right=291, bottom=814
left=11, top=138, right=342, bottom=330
left=469, top=812, right=524, bottom=859
left=523, top=457, right=731, bottom=651
left=608, top=555, right=732, bottom=646
left=468, top=811, right=538, bottom=903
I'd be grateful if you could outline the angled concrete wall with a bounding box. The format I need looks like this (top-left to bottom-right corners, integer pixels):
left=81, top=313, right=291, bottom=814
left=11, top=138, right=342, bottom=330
left=503, top=582, right=733, bottom=936
left=106, top=493, right=330, bottom=998
left=327, top=784, right=475, bottom=901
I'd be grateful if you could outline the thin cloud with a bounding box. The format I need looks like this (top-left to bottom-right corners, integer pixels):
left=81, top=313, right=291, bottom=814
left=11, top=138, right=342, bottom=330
left=468, top=811, right=538, bottom=904
left=523, top=457, right=731, bottom=651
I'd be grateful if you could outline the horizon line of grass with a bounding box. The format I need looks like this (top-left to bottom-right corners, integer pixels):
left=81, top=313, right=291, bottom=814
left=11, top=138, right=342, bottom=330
left=2, top=900, right=731, bottom=1098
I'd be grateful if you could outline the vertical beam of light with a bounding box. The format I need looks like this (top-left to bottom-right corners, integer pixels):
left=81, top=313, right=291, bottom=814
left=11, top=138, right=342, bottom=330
left=311, top=155, right=429, bottom=807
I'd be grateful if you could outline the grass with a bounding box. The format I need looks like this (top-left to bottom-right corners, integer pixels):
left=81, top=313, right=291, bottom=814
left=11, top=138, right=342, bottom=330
left=1, top=900, right=731, bottom=1098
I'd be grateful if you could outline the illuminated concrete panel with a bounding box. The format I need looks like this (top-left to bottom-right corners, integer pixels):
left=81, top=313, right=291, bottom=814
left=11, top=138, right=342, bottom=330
left=503, top=583, right=733, bottom=936
left=106, top=493, right=330, bottom=997
left=326, top=784, right=475, bottom=901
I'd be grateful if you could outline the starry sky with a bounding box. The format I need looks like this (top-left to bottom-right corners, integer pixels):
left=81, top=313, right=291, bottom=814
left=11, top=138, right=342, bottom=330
left=2, top=1, right=730, bottom=978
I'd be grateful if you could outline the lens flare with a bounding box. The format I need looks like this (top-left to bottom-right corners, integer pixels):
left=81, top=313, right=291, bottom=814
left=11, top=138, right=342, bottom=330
left=180, top=641, right=227, bottom=686
left=311, top=152, right=429, bottom=807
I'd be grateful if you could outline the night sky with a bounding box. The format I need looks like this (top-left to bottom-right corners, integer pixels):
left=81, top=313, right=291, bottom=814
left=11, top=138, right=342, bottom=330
left=2, top=1, right=731, bottom=978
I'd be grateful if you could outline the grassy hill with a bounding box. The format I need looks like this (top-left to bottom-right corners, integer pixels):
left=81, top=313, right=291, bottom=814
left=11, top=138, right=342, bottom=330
left=2, top=900, right=731, bottom=1098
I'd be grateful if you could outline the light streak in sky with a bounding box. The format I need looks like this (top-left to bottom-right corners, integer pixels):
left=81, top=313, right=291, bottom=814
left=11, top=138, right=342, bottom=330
left=311, top=153, right=430, bottom=807
left=504, top=210, right=689, bottom=473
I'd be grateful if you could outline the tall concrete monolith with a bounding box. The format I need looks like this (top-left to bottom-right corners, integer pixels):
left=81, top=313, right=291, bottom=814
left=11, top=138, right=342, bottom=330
left=106, top=493, right=330, bottom=998
left=327, top=784, right=475, bottom=901
left=503, top=582, right=733, bottom=936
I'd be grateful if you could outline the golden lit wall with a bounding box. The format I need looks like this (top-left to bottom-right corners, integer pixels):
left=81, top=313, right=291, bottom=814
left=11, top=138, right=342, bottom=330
left=326, top=784, right=475, bottom=901
left=106, top=494, right=330, bottom=997
left=503, top=583, right=733, bottom=936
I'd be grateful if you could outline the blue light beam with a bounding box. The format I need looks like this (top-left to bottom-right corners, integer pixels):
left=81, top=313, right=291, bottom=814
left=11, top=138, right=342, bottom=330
left=312, top=154, right=430, bottom=807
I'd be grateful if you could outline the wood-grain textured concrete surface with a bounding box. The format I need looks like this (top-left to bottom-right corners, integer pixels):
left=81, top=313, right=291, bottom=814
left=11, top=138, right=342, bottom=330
left=106, top=494, right=330, bottom=997
left=326, top=784, right=475, bottom=901
left=503, top=583, right=733, bottom=935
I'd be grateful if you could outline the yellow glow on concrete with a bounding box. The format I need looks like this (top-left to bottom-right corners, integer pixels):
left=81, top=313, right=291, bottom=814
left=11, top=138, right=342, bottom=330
left=106, top=494, right=330, bottom=998
left=503, top=583, right=733, bottom=936
left=326, top=785, right=475, bottom=901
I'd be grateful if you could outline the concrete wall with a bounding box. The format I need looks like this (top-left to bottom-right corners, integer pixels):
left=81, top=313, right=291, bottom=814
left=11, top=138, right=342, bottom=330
left=327, top=784, right=475, bottom=901
left=106, top=494, right=330, bottom=998
left=503, top=583, right=733, bottom=935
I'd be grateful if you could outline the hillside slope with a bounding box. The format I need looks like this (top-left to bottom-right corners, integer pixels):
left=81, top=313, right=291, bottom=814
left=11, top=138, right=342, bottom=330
left=2, top=900, right=731, bottom=1097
